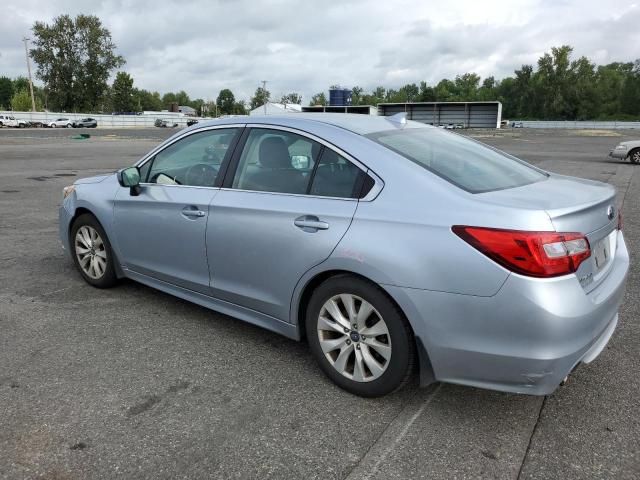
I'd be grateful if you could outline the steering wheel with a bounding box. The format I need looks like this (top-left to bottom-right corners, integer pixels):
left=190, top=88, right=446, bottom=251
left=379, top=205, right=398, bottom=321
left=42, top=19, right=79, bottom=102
left=185, top=163, right=219, bottom=186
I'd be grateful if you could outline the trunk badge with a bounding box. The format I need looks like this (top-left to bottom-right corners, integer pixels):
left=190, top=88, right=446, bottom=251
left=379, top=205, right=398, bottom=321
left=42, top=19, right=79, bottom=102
left=607, top=206, right=615, bottom=221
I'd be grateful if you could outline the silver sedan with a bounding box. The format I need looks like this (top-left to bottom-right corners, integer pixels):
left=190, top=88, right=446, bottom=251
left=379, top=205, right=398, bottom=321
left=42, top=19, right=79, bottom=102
left=59, top=114, right=629, bottom=397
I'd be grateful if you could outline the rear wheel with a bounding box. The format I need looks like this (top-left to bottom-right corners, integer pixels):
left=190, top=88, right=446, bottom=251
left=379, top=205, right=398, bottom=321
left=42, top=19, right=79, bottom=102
left=70, top=214, right=118, bottom=288
left=51, top=124, right=56, bottom=128
left=66, top=123, right=72, bottom=128
left=306, top=275, right=415, bottom=397
left=629, top=148, right=640, bottom=165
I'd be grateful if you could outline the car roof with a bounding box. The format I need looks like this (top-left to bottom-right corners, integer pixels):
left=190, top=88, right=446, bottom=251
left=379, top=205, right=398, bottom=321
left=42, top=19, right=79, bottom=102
left=193, top=113, right=429, bottom=136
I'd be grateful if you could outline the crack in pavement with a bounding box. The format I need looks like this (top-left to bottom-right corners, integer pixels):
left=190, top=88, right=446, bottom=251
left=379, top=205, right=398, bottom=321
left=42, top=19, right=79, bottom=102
left=343, top=384, right=442, bottom=480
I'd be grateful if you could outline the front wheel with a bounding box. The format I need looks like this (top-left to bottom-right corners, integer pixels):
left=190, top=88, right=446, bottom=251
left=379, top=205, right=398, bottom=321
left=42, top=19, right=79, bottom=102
left=629, top=148, right=640, bottom=165
left=306, top=275, right=416, bottom=397
left=70, top=214, right=118, bottom=288
left=66, top=123, right=72, bottom=128
left=51, top=124, right=56, bottom=128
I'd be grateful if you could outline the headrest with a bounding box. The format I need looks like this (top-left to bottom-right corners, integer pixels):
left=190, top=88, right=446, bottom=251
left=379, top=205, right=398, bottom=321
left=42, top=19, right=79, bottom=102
left=321, top=149, right=340, bottom=164
left=259, top=137, right=291, bottom=169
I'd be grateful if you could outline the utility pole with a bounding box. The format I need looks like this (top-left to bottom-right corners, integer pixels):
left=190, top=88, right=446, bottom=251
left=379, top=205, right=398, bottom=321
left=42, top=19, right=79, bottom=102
left=261, top=80, right=268, bottom=115
left=22, top=37, right=36, bottom=112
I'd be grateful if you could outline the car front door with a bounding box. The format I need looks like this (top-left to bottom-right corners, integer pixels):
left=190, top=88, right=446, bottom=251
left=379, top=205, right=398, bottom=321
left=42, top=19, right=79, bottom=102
left=113, top=126, right=242, bottom=293
left=207, top=126, right=372, bottom=321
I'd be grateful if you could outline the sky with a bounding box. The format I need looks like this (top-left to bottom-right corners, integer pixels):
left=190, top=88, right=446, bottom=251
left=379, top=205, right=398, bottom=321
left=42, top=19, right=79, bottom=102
left=1, top=0, right=639, bottom=104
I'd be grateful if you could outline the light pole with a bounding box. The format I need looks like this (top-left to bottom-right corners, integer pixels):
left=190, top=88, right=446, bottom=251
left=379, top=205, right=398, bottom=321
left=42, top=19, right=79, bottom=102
left=22, top=37, right=37, bottom=112
left=261, top=80, right=268, bottom=115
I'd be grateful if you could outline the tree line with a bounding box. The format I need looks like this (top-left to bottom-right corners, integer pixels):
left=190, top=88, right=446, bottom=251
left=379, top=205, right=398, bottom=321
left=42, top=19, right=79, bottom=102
left=311, top=46, right=640, bottom=120
left=1, top=14, right=639, bottom=120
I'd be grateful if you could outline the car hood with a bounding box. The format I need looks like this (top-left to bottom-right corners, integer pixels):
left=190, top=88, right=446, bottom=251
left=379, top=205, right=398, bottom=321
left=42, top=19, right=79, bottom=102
left=74, top=173, right=113, bottom=185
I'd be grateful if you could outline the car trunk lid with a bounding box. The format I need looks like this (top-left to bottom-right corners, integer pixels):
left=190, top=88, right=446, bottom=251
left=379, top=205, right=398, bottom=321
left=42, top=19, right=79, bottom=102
left=476, top=174, right=619, bottom=291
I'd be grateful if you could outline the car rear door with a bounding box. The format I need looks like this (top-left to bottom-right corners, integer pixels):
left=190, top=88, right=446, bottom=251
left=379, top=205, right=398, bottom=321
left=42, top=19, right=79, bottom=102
left=113, top=126, right=242, bottom=293
left=206, top=126, right=373, bottom=322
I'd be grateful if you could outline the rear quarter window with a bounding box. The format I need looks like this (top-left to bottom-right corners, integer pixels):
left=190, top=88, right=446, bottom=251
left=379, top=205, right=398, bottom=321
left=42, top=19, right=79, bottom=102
left=367, top=128, right=547, bottom=193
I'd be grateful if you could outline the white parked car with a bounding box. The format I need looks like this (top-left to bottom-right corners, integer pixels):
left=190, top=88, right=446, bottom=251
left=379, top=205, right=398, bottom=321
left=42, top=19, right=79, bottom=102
left=610, top=140, right=640, bottom=164
left=0, top=115, right=27, bottom=128
left=48, top=118, right=73, bottom=128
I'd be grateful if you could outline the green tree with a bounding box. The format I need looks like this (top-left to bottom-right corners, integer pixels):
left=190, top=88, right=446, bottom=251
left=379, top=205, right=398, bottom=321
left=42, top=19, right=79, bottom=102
left=0, top=77, right=14, bottom=109
left=233, top=100, right=247, bottom=115
left=112, top=71, right=134, bottom=112
left=280, top=92, right=302, bottom=105
left=216, top=88, right=236, bottom=115
left=11, top=89, right=41, bottom=111
left=30, top=14, right=124, bottom=111
left=418, top=81, right=436, bottom=102
left=351, top=86, right=363, bottom=105
left=250, top=86, right=270, bottom=109
left=454, top=73, right=480, bottom=101
left=132, top=88, right=163, bottom=111
left=620, top=60, right=640, bottom=117
left=309, top=92, right=327, bottom=106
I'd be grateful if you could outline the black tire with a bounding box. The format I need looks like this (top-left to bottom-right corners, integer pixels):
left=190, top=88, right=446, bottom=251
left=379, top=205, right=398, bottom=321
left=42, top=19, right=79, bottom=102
left=306, top=275, right=416, bottom=397
left=629, top=148, right=640, bottom=165
left=70, top=213, right=118, bottom=288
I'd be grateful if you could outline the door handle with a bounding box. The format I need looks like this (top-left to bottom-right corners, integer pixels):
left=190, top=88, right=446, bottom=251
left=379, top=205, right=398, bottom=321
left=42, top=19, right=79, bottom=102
left=294, top=215, right=329, bottom=232
left=182, top=207, right=206, bottom=218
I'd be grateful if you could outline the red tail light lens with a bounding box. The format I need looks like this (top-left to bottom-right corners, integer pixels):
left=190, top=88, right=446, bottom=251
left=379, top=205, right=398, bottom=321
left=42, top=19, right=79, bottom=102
left=452, top=226, right=591, bottom=278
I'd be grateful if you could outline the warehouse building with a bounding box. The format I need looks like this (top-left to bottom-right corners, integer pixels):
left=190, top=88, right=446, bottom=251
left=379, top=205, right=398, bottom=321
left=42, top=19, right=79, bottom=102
left=377, top=101, right=502, bottom=128
left=301, top=105, right=377, bottom=115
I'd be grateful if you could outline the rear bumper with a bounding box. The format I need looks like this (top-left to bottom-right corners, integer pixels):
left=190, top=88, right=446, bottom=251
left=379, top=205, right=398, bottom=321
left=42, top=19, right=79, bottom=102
left=387, top=231, right=629, bottom=395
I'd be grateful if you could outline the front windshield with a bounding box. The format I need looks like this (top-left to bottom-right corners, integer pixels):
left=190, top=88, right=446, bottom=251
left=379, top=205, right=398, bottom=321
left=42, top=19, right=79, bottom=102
left=366, top=127, right=547, bottom=193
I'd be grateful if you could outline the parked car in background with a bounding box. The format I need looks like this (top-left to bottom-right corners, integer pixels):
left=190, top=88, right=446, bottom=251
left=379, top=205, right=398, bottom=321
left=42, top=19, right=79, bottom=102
left=186, top=119, right=199, bottom=127
left=59, top=114, right=629, bottom=397
left=610, top=140, right=640, bottom=164
left=73, top=118, right=98, bottom=128
left=48, top=118, right=73, bottom=128
left=0, top=115, right=27, bottom=128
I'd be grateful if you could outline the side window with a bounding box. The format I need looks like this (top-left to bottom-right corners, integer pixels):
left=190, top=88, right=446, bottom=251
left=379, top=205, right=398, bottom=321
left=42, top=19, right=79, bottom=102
left=309, top=149, right=365, bottom=198
left=232, top=129, right=321, bottom=194
left=146, top=128, right=237, bottom=187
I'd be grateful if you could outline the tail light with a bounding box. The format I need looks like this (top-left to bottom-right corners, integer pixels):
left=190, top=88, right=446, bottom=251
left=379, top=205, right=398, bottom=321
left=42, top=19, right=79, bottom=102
left=452, top=226, right=591, bottom=278
left=618, top=211, right=623, bottom=231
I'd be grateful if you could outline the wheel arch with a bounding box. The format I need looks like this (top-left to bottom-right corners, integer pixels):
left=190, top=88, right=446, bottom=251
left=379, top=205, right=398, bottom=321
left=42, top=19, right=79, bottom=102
left=294, top=268, right=436, bottom=386
left=628, top=147, right=640, bottom=163
left=68, top=206, right=125, bottom=278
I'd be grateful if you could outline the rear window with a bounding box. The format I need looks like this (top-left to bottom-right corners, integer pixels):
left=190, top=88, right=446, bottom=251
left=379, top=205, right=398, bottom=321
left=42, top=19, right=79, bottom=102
left=367, top=128, right=547, bottom=193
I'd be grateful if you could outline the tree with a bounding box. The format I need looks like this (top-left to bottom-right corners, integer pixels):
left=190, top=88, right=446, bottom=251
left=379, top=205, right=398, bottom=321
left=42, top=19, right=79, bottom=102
left=112, top=71, right=134, bottom=112
left=351, top=86, right=363, bottom=105
left=250, top=86, right=270, bottom=110
left=233, top=100, right=247, bottom=115
left=11, top=90, right=40, bottom=111
left=309, top=92, right=327, bottom=106
left=132, top=88, right=163, bottom=111
left=216, top=88, right=236, bottom=115
left=30, top=14, right=124, bottom=111
left=0, top=77, right=13, bottom=109
left=280, top=92, right=302, bottom=105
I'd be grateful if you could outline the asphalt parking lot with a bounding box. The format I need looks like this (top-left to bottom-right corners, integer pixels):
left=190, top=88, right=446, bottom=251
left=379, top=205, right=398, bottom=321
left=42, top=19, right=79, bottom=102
left=0, top=127, right=638, bottom=479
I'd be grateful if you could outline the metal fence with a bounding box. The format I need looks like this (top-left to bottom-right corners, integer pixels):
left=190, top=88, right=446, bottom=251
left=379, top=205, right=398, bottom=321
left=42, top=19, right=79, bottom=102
left=0, top=111, right=198, bottom=128
left=511, top=120, right=640, bottom=129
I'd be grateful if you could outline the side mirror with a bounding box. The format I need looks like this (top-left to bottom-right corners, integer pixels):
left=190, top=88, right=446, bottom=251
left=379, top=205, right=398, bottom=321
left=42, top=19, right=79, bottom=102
left=117, top=167, right=142, bottom=196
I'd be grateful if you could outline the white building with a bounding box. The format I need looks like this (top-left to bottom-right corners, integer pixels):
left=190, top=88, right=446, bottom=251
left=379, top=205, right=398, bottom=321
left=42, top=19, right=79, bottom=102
left=249, top=102, right=302, bottom=116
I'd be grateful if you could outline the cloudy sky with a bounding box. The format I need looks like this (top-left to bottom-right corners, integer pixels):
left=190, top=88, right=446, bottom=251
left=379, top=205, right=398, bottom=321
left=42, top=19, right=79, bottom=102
left=1, top=0, right=639, bottom=103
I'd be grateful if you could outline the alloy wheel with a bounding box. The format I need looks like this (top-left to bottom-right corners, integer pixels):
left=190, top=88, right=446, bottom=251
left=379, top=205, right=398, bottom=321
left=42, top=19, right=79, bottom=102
left=75, top=225, right=107, bottom=279
left=632, top=150, right=640, bottom=164
left=317, top=294, right=392, bottom=382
